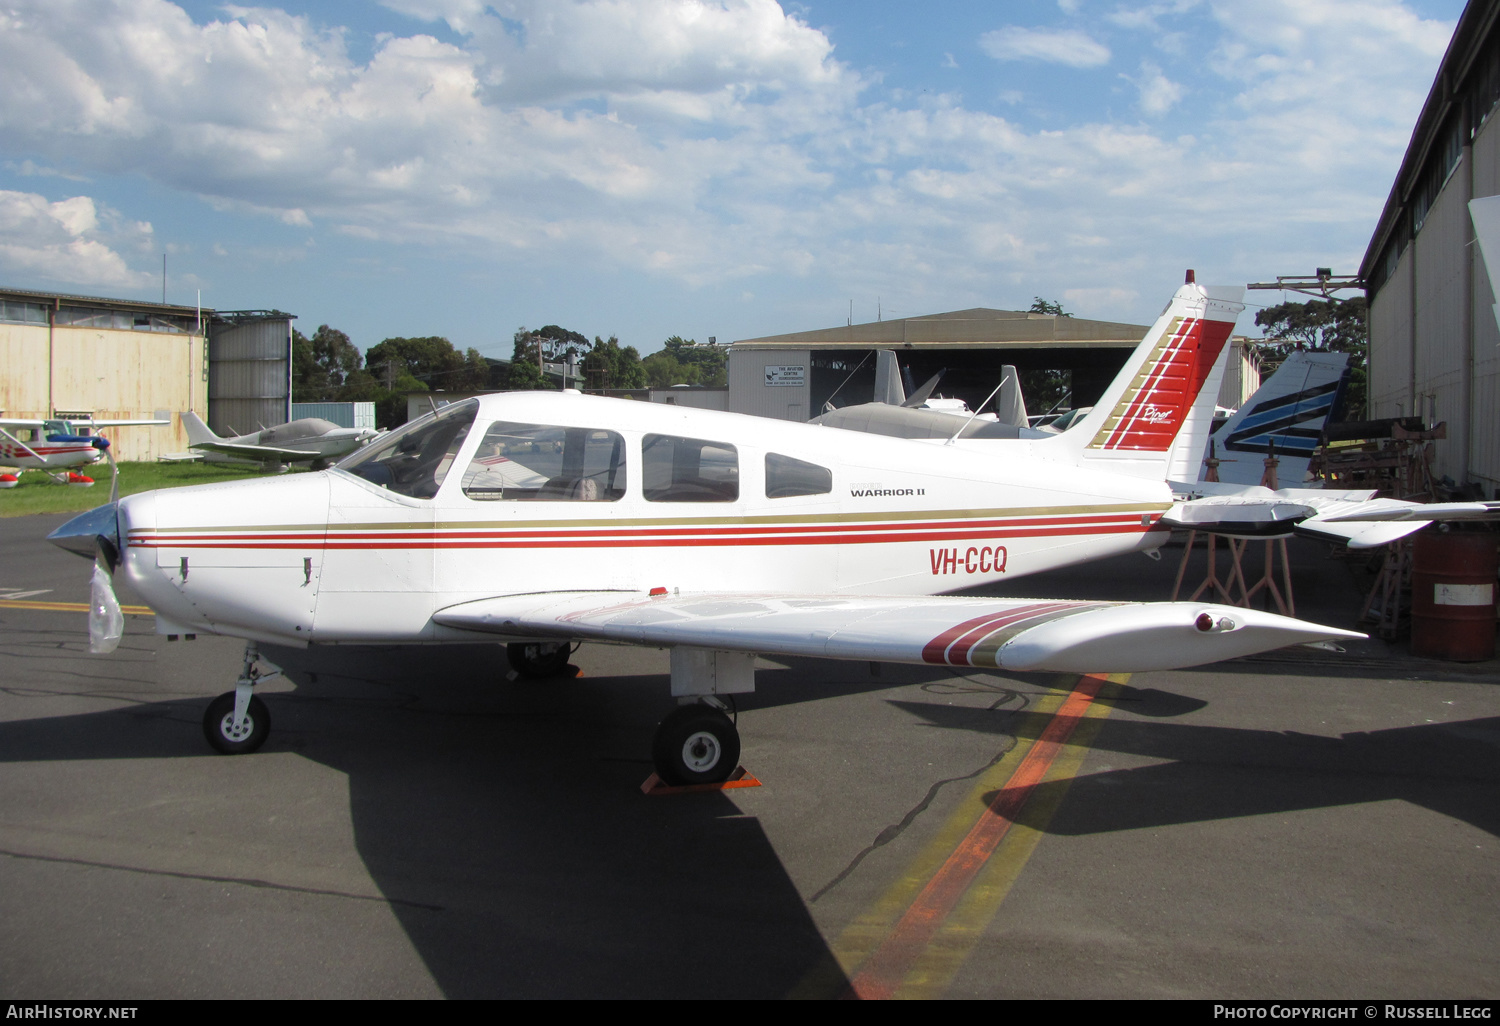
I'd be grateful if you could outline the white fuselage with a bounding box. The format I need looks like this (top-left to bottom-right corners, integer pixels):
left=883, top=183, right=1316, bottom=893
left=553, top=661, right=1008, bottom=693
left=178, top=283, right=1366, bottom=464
left=117, top=392, right=1174, bottom=647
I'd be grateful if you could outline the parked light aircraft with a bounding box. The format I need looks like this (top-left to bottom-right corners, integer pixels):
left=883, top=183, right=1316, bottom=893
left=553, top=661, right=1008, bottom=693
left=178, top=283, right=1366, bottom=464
left=160, top=411, right=380, bottom=471
left=1199, top=350, right=1351, bottom=487
left=48, top=275, right=1395, bottom=785
left=0, top=415, right=170, bottom=487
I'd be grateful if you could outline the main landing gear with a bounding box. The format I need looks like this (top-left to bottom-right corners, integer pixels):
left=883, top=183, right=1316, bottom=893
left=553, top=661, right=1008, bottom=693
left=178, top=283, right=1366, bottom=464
left=650, top=648, right=756, bottom=787
left=203, top=643, right=278, bottom=755
left=652, top=702, right=740, bottom=786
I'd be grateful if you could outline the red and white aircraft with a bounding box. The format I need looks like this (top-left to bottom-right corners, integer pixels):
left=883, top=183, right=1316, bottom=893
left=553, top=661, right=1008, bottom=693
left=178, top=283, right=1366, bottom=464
left=0, top=415, right=170, bottom=488
left=52, top=277, right=1372, bottom=784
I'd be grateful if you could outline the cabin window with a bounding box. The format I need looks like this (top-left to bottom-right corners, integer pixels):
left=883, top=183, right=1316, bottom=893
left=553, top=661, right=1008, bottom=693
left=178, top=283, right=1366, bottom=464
left=338, top=399, right=477, bottom=499
left=765, top=453, right=832, bottom=498
left=642, top=434, right=739, bottom=502
left=460, top=422, right=626, bottom=501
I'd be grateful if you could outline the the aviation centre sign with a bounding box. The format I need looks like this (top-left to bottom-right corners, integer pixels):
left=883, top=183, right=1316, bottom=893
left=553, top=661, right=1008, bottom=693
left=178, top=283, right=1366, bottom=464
left=764, top=365, right=805, bottom=387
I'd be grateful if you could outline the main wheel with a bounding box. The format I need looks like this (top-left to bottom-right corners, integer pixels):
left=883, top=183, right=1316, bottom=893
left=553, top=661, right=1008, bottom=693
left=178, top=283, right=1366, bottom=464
left=506, top=641, right=572, bottom=679
left=203, top=691, right=271, bottom=755
left=652, top=705, right=740, bottom=786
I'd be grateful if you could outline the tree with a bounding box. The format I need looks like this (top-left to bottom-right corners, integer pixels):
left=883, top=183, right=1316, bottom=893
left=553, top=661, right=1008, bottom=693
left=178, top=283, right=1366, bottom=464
left=1253, top=297, right=1368, bottom=419
left=292, top=324, right=362, bottom=402
left=584, top=335, right=647, bottom=390
left=642, top=336, right=727, bottom=388
left=1029, top=298, right=1072, bottom=317
left=506, top=325, right=593, bottom=390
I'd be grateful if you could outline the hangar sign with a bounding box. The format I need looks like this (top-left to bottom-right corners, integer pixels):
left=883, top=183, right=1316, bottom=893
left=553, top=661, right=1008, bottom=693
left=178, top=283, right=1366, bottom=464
left=765, top=365, right=805, bottom=387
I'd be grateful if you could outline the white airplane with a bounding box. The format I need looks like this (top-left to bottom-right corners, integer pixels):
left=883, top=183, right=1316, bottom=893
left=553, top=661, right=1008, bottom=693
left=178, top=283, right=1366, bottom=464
left=0, top=415, right=170, bottom=488
left=161, top=411, right=380, bottom=472
left=53, top=276, right=1382, bottom=786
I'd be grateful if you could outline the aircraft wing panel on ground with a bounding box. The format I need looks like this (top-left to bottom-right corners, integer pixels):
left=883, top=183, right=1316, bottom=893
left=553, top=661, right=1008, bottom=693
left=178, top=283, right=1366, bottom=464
left=434, top=590, right=1363, bottom=673
left=189, top=441, right=321, bottom=460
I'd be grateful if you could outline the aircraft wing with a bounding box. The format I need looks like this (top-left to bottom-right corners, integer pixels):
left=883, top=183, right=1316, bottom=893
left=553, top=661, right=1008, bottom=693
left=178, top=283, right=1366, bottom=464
left=157, top=452, right=206, bottom=462
left=433, top=591, right=1363, bottom=674
left=1163, top=490, right=1500, bottom=548
left=189, top=441, right=321, bottom=461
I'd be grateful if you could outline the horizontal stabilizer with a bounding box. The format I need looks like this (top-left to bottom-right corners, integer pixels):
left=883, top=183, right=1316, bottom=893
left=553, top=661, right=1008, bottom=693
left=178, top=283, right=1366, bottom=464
left=434, top=590, right=1363, bottom=674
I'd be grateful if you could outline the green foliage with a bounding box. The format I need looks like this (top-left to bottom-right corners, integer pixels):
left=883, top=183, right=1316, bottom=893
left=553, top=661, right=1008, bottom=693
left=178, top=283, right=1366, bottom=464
left=0, top=462, right=270, bottom=518
left=292, top=324, right=362, bottom=402
left=1020, top=369, right=1071, bottom=416
left=1253, top=297, right=1368, bottom=419
left=584, top=335, right=647, bottom=389
left=1029, top=298, right=1071, bottom=317
left=642, top=336, right=727, bottom=388
left=506, top=325, right=594, bottom=390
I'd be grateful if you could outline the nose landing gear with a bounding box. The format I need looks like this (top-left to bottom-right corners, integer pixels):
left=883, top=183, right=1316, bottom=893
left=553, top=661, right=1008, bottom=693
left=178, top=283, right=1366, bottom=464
left=203, top=644, right=279, bottom=754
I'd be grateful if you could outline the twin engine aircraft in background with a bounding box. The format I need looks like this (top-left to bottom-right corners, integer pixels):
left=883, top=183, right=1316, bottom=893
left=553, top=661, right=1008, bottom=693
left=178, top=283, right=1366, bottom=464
left=160, top=412, right=380, bottom=472
left=0, top=415, right=170, bottom=487
left=55, top=273, right=1397, bottom=785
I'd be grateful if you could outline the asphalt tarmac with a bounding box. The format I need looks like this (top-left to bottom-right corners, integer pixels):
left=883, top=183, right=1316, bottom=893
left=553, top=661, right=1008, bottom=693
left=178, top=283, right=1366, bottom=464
left=0, top=511, right=1496, bottom=999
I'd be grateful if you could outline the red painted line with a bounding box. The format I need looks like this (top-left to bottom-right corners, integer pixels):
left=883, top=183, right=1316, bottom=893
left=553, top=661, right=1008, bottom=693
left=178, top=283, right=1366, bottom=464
left=127, top=522, right=1157, bottom=552
left=126, top=511, right=1159, bottom=545
left=941, top=601, right=1091, bottom=666
left=847, top=673, right=1109, bottom=1000
left=918, top=603, right=1062, bottom=664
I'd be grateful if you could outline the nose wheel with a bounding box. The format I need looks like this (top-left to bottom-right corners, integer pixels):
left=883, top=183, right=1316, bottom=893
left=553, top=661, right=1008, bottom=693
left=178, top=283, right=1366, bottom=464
left=204, top=690, right=270, bottom=754
left=651, top=704, right=740, bottom=786
left=203, top=643, right=279, bottom=755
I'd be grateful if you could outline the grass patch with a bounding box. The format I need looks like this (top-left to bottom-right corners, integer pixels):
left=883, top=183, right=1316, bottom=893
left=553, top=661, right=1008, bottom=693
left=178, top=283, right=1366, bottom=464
left=0, top=462, right=299, bottom=518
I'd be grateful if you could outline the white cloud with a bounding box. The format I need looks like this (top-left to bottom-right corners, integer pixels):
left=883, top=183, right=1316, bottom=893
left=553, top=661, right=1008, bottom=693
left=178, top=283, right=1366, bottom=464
left=1126, top=61, right=1184, bottom=115
left=0, top=0, right=1462, bottom=324
left=0, top=190, right=154, bottom=287
left=978, top=26, right=1111, bottom=68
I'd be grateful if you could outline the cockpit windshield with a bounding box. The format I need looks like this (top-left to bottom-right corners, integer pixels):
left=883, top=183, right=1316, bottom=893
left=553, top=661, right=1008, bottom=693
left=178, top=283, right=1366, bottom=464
left=336, top=400, right=478, bottom=498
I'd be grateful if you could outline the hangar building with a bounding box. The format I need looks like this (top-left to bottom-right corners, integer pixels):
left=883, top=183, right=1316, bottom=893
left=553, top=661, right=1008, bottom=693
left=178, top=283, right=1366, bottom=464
left=727, top=306, right=1258, bottom=422
left=0, top=286, right=294, bottom=462
left=1360, top=0, right=1500, bottom=496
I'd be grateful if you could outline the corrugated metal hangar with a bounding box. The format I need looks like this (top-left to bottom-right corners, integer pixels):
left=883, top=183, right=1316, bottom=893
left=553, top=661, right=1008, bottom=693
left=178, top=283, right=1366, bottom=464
left=1361, top=0, right=1500, bottom=497
left=727, top=306, right=1257, bottom=422
left=0, top=286, right=293, bottom=461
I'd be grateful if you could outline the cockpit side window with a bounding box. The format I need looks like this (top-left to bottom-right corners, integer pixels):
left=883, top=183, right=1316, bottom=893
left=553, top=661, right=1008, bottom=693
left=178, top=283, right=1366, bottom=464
left=337, top=400, right=477, bottom=499
left=642, top=434, right=738, bottom=502
left=461, top=422, right=626, bottom=501
left=765, top=453, right=832, bottom=498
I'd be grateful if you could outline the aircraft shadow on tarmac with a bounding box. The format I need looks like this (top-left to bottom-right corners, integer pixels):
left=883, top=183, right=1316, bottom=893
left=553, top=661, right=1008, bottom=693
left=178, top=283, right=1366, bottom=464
left=890, top=698, right=1500, bottom=841
left=0, top=637, right=875, bottom=998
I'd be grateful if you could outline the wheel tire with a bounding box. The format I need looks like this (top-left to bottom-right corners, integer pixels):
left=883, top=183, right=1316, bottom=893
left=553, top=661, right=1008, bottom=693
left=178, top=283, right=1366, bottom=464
left=203, top=691, right=271, bottom=755
left=506, top=641, right=572, bottom=679
left=652, top=705, right=740, bottom=786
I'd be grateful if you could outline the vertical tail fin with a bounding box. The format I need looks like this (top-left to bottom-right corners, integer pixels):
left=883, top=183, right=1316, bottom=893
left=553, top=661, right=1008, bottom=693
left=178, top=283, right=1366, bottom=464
left=1040, top=276, right=1244, bottom=480
left=1203, top=350, right=1350, bottom=486
left=181, top=411, right=220, bottom=446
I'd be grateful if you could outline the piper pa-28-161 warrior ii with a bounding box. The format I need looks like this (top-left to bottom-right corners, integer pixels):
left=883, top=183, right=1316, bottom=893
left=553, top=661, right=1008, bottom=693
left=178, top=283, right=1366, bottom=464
left=159, top=411, right=380, bottom=472
left=53, top=275, right=1380, bottom=786
left=0, top=415, right=170, bottom=487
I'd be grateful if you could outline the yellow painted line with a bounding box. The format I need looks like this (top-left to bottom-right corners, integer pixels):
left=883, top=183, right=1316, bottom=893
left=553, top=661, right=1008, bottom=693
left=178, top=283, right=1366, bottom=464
left=791, top=672, right=1125, bottom=999
left=892, top=675, right=1122, bottom=999
left=0, top=599, right=153, bottom=616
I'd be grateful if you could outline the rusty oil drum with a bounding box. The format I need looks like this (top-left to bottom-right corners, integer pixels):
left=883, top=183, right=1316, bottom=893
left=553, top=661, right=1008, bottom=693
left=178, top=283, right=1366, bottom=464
left=1410, top=531, right=1499, bottom=661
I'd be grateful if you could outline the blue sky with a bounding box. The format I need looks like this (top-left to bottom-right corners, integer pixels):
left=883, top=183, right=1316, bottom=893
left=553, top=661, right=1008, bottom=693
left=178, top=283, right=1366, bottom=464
left=0, top=1, right=1468, bottom=359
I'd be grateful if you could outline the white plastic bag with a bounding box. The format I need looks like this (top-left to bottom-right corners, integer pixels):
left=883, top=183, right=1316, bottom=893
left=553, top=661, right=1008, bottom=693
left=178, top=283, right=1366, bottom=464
left=89, top=558, right=124, bottom=654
